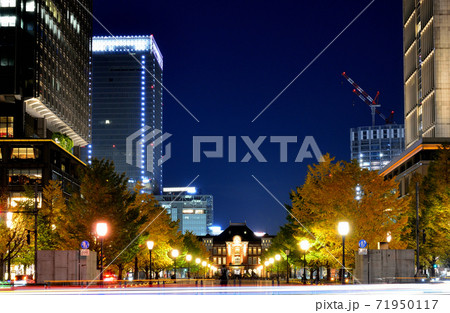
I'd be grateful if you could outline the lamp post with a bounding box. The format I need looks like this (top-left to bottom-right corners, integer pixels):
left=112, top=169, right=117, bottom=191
left=171, top=249, right=179, bottom=283
left=264, top=261, right=269, bottom=279
left=186, top=254, right=192, bottom=279
left=338, top=221, right=350, bottom=284
left=300, top=239, right=310, bottom=285
left=285, top=249, right=290, bottom=283
left=275, top=254, right=281, bottom=281
left=269, top=257, right=274, bottom=280
left=96, top=222, right=108, bottom=283
left=201, top=261, right=207, bottom=279
left=146, top=241, right=154, bottom=280
left=195, top=258, right=201, bottom=278
left=6, top=212, right=13, bottom=281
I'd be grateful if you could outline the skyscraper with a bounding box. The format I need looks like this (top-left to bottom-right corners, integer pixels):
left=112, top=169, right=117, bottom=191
left=381, top=0, right=450, bottom=194
left=0, top=0, right=92, bottom=199
left=155, top=187, right=213, bottom=236
left=403, top=0, right=450, bottom=146
left=0, top=0, right=92, bottom=147
left=0, top=0, right=92, bottom=281
left=351, top=124, right=405, bottom=171
left=86, top=36, right=163, bottom=194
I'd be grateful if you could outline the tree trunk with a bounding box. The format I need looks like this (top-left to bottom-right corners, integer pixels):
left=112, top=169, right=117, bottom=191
left=326, top=262, right=331, bottom=282
left=134, top=256, right=138, bottom=280
left=118, top=263, right=123, bottom=281
left=0, top=253, right=4, bottom=280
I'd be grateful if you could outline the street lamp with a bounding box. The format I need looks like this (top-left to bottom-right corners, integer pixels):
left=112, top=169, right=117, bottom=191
left=202, top=261, right=207, bottom=279
left=195, top=258, right=201, bottom=278
left=300, top=239, right=310, bottom=284
left=264, top=261, right=269, bottom=279
left=6, top=212, right=13, bottom=281
left=186, top=254, right=192, bottom=279
left=338, top=221, right=350, bottom=284
left=146, top=240, right=154, bottom=280
left=96, top=222, right=108, bottom=282
left=285, top=249, right=290, bottom=284
left=387, top=232, right=392, bottom=243
left=269, top=257, right=274, bottom=280
left=275, top=254, right=281, bottom=281
left=171, top=249, right=179, bottom=283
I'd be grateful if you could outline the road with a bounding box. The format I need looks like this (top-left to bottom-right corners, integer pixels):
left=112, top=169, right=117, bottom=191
left=2, top=280, right=450, bottom=295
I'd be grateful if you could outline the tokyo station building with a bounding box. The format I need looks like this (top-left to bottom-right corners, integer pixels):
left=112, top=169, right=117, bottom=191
left=200, top=222, right=273, bottom=277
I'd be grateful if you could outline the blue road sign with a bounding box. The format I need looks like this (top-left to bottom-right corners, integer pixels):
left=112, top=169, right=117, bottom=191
left=359, top=239, right=367, bottom=249
left=81, top=240, right=90, bottom=249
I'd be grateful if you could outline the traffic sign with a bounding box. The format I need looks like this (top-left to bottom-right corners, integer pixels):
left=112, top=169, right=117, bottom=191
left=81, top=240, right=90, bottom=249
left=80, top=249, right=90, bottom=256
left=359, top=239, right=367, bottom=249
left=358, top=248, right=367, bottom=255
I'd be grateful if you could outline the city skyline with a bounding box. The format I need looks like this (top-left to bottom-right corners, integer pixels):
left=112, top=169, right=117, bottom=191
left=91, top=0, right=405, bottom=234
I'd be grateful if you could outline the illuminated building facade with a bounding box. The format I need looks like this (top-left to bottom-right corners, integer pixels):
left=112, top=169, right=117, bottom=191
left=200, top=223, right=273, bottom=277
left=154, top=187, right=213, bottom=236
left=84, top=35, right=163, bottom=194
left=0, top=1, right=92, bottom=206
left=403, top=0, right=450, bottom=147
left=0, top=0, right=92, bottom=147
left=381, top=0, right=450, bottom=192
left=351, top=124, right=405, bottom=171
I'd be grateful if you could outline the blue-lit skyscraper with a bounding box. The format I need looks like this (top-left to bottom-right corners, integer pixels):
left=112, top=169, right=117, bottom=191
left=83, top=36, right=163, bottom=194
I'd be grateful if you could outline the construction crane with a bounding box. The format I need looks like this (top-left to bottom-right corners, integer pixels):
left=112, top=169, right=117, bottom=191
left=342, top=72, right=394, bottom=126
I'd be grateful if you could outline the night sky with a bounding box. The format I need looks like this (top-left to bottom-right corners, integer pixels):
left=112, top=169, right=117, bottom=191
left=92, top=0, right=404, bottom=235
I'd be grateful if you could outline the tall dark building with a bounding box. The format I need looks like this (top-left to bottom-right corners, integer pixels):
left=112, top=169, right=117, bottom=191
left=0, top=0, right=92, bottom=146
left=381, top=0, right=450, bottom=196
left=0, top=1, right=92, bottom=208
left=0, top=1, right=92, bottom=281
left=85, top=36, right=164, bottom=194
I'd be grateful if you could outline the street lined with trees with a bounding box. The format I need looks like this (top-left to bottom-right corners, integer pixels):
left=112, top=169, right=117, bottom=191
left=265, top=148, right=449, bottom=282
left=0, top=159, right=210, bottom=281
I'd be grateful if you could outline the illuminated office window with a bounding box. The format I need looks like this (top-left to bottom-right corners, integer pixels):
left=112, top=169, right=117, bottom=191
left=11, top=147, right=39, bottom=159
left=0, top=116, right=13, bottom=137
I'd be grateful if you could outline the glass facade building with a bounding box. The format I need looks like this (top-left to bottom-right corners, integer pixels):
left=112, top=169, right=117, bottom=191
left=84, top=36, right=163, bottom=194
left=0, top=0, right=92, bottom=199
left=351, top=124, right=405, bottom=171
left=155, top=188, right=213, bottom=236
left=0, top=0, right=92, bottom=147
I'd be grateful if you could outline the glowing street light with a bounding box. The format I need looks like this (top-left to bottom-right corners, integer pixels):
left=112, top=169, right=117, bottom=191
left=171, top=249, right=179, bottom=283
left=195, top=258, right=201, bottom=277
left=186, top=254, right=192, bottom=279
left=96, top=222, right=108, bottom=282
left=264, top=260, right=269, bottom=279
left=387, top=232, right=392, bottom=243
left=338, top=221, right=350, bottom=284
left=146, top=240, right=154, bottom=279
left=202, top=260, right=207, bottom=279
left=299, top=239, right=310, bottom=284
left=275, top=254, right=281, bottom=281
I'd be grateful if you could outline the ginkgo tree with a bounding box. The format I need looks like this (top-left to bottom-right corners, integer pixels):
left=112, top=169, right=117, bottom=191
left=289, top=154, right=409, bottom=271
left=403, top=145, right=450, bottom=273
